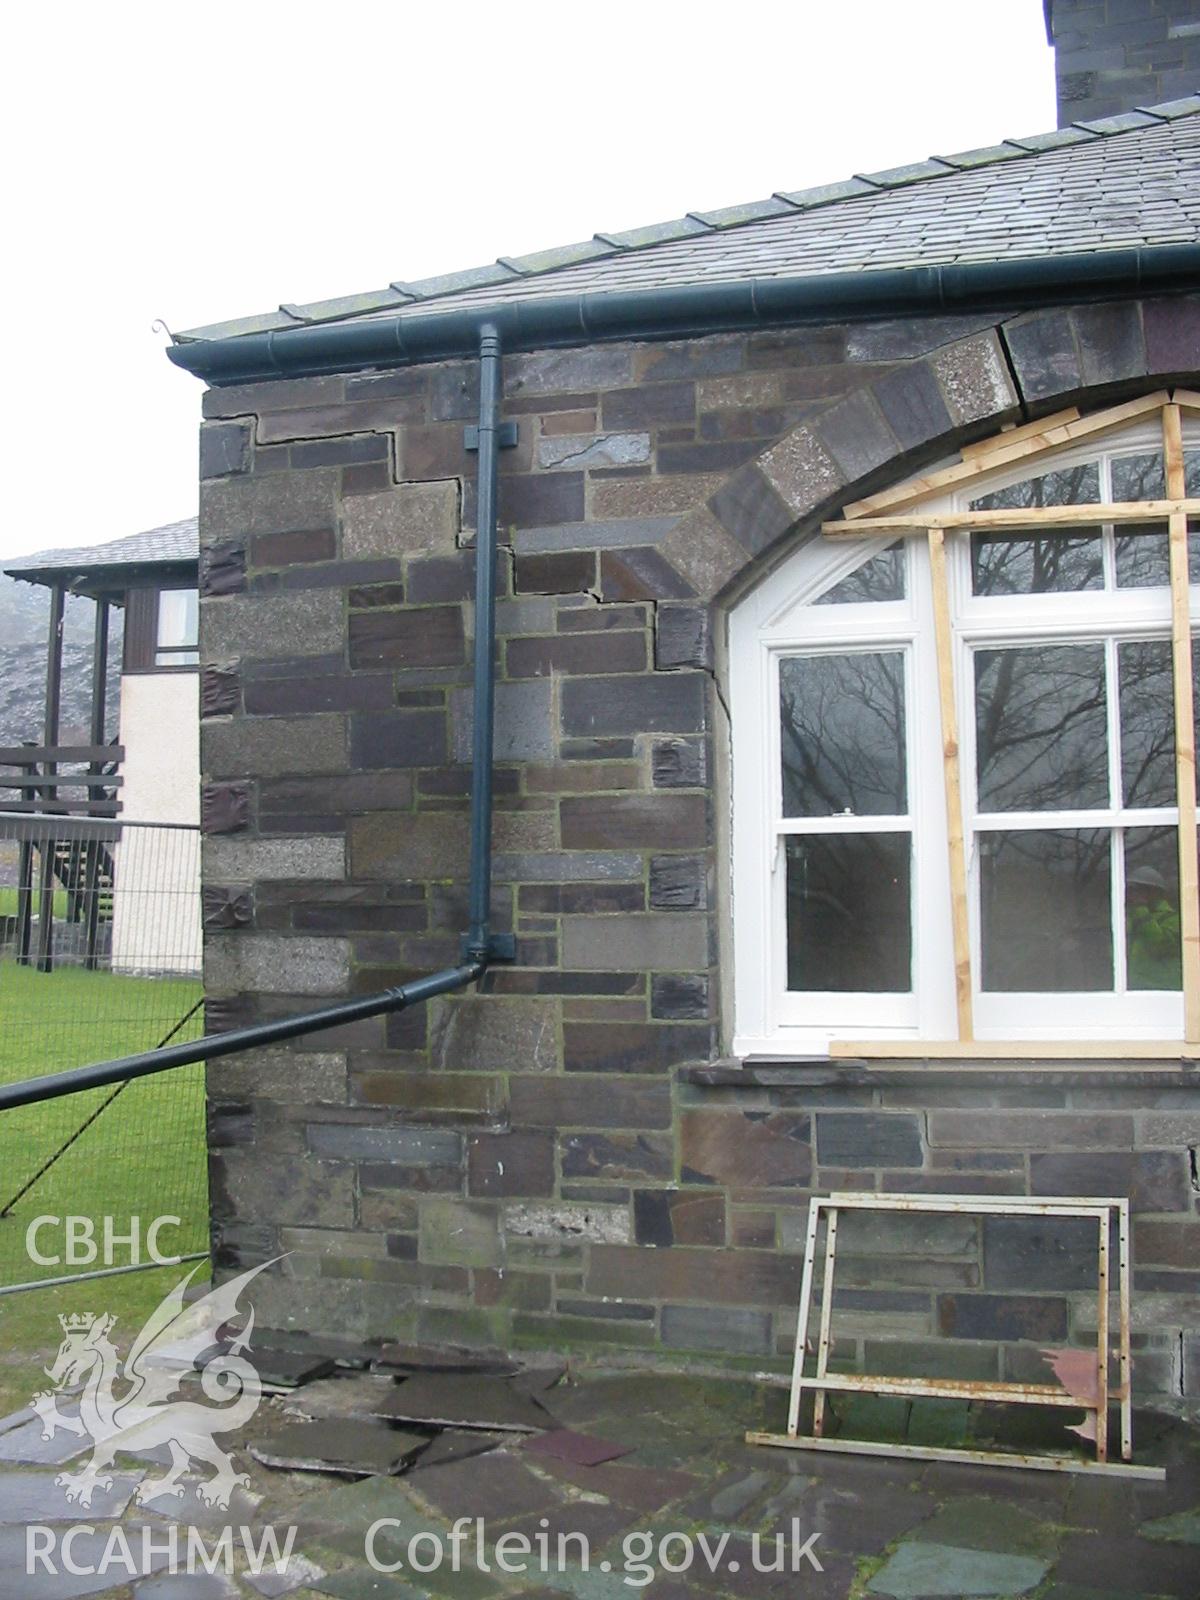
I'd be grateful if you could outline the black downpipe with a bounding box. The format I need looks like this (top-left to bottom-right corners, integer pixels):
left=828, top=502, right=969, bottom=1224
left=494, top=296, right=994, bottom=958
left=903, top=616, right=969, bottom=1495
left=0, top=328, right=512, bottom=1112
left=465, top=323, right=506, bottom=965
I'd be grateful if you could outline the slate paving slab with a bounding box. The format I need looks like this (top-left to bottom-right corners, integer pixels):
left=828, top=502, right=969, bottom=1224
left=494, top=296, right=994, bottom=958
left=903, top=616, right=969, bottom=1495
left=1053, top=1530, right=1200, bottom=1596
left=312, top=1568, right=427, bottom=1599
left=139, top=1474, right=263, bottom=1529
left=0, top=1413, right=91, bottom=1464
left=0, top=1519, right=174, bottom=1597
left=133, top=1574, right=241, bottom=1598
left=1138, top=1506, right=1200, bottom=1543
left=375, top=1345, right=519, bottom=1378
left=408, top=1451, right=566, bottom=1523
left=904, top=1493, right=1059, bottom=1557
left=522, top=1431, right=629, bottom=1468
left=245, top=1552, right=328, bottom=1596
left=0, top=1466, right=143, bottom=1521
left=282, top=1375, right=412, bottom=1423
left=379, top=1375, right=553, bottom=1434
left=251, top=1420, right=430, bottom=1476
left=867, top=1540, right=1048, bottom=1596
left=532, top=1457, right=698, bottom=1514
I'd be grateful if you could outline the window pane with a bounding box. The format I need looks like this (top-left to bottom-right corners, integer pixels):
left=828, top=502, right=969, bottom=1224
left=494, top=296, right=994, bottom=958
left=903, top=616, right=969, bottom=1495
left=980, top=829, right=1112, bottom=991
left=1119, top=638, right=1175, bottom=807
left=780, top=652, right=907, bottom=817
left=1186, top=453, right=1200, bottom=582
left=975, top=644, right=1108, bottom=812
left=970, top=461, right=1100, bottom=510
left=1125, top=827, right=1181, bottom=991
left=815, top=542, right=905, bottom=605
left=971, top=530, right=1103, bottom=596
left=1111, top=451, right=1165, bottom=501
left=1114, top=522, right=1170, bottom=588
left=157, top=589, right=198, bottom=649
left=785, top=834, right=911, bottom=992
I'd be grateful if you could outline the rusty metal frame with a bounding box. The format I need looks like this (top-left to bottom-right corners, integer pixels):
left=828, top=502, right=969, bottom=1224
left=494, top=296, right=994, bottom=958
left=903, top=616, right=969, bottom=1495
left=749, top=1192, right=1164, bottom=1481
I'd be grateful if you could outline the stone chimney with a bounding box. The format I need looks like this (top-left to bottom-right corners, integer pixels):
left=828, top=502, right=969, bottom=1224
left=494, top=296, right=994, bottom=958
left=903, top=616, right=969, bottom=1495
left=1045, top=0, right=1200, bottom=124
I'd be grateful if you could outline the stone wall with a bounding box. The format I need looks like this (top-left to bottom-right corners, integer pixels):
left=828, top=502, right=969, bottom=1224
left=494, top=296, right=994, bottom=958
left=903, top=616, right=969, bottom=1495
left=1048, top=0, right=1200, bottom=125
left=196, top=292, right=1200, bottom=1397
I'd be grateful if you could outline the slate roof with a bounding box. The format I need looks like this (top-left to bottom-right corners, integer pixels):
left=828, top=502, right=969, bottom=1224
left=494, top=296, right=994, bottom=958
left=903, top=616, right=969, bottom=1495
left=177, top=96, right=1200, bottom=345
left=3, top=517, right=199, bottom=581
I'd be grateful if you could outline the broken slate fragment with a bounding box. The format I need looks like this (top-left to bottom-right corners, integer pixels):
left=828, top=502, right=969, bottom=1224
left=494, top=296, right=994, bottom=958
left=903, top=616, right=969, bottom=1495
left=249, top=1419, right=429, bottom=1477
left=381, top=1373, right=553, bottom=1433
left=249, top=1350, right=337, bottom=1388
left=373, top=1341, right=519, bottom=1376
left=407, top=1428, right=508, bottom=1470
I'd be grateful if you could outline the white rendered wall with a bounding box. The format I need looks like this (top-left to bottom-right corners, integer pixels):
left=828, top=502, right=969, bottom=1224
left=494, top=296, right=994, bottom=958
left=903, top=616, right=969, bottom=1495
left=110, top=672, right=201, bottom=975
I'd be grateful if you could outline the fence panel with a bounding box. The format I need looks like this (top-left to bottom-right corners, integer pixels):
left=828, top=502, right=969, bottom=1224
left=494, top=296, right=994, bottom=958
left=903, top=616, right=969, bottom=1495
left=0, top=813, right=208, bottom=1294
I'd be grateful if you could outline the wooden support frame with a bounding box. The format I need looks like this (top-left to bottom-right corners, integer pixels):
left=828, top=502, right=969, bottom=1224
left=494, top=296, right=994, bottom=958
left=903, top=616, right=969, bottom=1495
left=841, top=391, right=1171, bottom=521
left=928, top=528, right=973, bottom=1040
left=824, top=499, right=1200, bottom=536
left=748, top=1192, right=1161, bottom=1480
left=1163, top=403, right=1200, bottom=1041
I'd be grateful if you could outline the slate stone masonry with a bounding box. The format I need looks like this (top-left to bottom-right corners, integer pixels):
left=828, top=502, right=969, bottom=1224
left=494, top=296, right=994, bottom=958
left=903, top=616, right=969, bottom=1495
left=1048, top=0, right=1200, bottom=128
left=197, top=293, right=1200, bottom=1397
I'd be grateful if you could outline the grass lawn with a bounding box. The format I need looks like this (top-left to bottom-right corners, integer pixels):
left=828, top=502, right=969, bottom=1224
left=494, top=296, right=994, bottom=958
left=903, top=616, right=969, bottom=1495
left=0, top=886, right=68, bottom=919
left=0, top=959, right=210, bottom=1393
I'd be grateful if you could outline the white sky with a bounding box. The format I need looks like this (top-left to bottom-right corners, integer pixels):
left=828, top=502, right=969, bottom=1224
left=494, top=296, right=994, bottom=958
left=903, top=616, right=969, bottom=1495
left=0, top=0, right=1055, bottom=563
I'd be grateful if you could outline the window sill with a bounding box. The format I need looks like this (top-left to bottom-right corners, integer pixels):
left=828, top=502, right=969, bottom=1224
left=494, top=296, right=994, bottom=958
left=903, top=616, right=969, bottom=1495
left=679, top=1056, right=1200, bottom=1090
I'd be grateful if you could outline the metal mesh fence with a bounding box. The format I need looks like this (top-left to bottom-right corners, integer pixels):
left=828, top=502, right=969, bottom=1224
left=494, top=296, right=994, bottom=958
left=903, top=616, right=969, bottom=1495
left=0, top=813, right=208, bottom=1293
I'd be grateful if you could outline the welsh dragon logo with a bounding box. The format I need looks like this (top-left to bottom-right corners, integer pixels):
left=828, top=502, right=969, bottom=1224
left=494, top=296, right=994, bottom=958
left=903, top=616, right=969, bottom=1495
left=29, top=1259, right=277, bottom=1510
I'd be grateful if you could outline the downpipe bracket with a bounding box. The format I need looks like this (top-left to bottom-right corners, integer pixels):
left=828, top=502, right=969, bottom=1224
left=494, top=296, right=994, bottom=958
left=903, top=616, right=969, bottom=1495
left=460, top=932, right=517, bottom=965
left=464, top=421, right=519, bottom=451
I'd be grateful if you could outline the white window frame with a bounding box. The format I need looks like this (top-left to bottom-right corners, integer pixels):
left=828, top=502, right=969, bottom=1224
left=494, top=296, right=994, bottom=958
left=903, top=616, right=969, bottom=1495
left=730, top=415, right=1200, bottom=1058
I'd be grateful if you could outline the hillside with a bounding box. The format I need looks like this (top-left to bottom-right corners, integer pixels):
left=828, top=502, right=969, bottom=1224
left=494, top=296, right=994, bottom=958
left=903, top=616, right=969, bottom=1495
left=0, top=574, right=123, bottom=750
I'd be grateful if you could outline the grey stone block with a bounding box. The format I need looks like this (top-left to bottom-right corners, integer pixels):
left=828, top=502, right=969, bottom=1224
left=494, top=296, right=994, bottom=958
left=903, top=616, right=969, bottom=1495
left=202, top=836, right=346, bottom=881
left=491, top=851, right=642, bottom=881
left=204, top=714, right=347, bottom=779
left=656, top=605, right=712, bottom=670
left=420, top=1199, right=500, bottom=1265
left=504, top=1202, right=631, bottom=1243
left=211, top=1149, right=355, bottom=1228
left=205, top=933, right=350, bottom=997
left=308, top=1124, right=463, bottom=1164
left=651, top=973, right=710, bottom=1019
left=1002, top=307, right=1084, bottom=402
left=200, top=419, right=252, bottom=479
left=661, top=1305, right=772, bottom=1354
left=652, top=738, right=708, bottom=788
left=450, top=678, right=555, bottom=762
left=536, top=432, right=650, bottom=470
left=342, top=480, right=459, bottom=559
left=815, top=1112, right=925, bottom=1168
left=429, top=995, right=559, bottom=1074
left=759, top=426, right=844, bottom=514
left=512, top=516, right=677, bottom=556
left=201, top=589, right=344, bottom=661
left=506, top=346, right=632, bottom=395
left=201, top=467, right=339, bottom=539
left=931, top=331, right=1018, bottom=426
left=815, top=388, right=901, bottom=483
left=561, top=914, right=708, bottom=972
left=350, top=811, right=471, bottom=881
left=649, top=855, right=706, bottom=909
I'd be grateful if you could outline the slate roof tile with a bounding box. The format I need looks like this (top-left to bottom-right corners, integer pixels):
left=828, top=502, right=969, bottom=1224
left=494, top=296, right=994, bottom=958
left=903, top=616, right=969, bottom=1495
left=4, top=517, right=199, bottom=578
left=177, top=102, right=1200, bottom=345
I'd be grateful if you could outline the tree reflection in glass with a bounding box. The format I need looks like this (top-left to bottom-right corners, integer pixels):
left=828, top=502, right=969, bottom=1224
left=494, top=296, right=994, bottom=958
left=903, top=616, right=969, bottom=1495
left=971, top=462, right=1102, bottom=596
left=980, top=829, right=1112, bottom=991
left=780, top=652, right=907, bottom=817
left=785, top=835, right=911, bottom=992
left=975, top=644, right=1108, bottom=813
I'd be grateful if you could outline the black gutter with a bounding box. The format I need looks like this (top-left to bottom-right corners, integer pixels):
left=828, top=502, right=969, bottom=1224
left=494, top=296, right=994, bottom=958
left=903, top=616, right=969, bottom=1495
left=0, top=326, right=514, bottom=1113
left=168, top=245, right=1200, bottom=387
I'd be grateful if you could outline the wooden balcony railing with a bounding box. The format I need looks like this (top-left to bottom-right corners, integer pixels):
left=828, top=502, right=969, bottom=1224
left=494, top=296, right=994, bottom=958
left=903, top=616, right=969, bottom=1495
left=0, top=743, right=125, bottom=817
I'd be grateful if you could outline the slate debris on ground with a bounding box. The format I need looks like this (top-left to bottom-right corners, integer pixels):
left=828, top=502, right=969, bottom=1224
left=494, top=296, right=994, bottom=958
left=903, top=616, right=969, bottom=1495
left=247, top=1355, right=564, bottom=1480
left=522, top=1427, right=630, bottom=1466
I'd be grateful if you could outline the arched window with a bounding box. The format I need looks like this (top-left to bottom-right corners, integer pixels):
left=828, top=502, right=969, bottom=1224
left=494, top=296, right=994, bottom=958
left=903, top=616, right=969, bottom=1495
left=730, top=396, right=1200, bottom=1057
